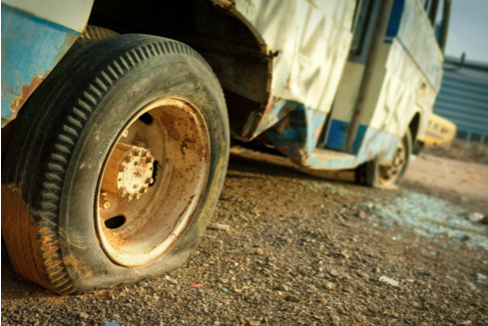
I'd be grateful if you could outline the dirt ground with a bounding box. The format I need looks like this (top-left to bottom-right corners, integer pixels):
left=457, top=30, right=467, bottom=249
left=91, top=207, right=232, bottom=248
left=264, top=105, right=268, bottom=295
left=2, top=148, right=487, bottom=326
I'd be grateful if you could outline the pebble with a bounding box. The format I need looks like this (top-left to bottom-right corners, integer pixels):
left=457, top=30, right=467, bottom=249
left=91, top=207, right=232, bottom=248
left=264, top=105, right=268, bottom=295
left=329, top=270, right=339, bottom=278
left=379, top=276, right=399, bottom=287
left=285, top=295, right=300, bottom=302
left=329, top=313, right=341, bottom=325
left=209, top=223, right=230, bottom=231
left=476, top=273, right=487, bottom=282
left=276, top=284, right=289, bottom=292
left=139, top=281, right=148, bottom=287
left=468, top=212, right=484, bottom=223
left=255, top=248, right=265, bottom=256
left=358, top=272, right=370, bottom=281
left=324, top=282, right=335, bottom=290
left=318, top=297, right=328, bottom=304
left=78, top=312, right=89, bottom=319
left=164, top=275, right=178, bottom=284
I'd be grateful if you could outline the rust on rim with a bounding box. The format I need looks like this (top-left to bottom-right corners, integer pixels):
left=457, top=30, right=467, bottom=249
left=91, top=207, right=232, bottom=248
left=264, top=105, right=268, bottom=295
left=96, top=97, right=210, bottom=267
left=379, top=138, right=406, bottom=185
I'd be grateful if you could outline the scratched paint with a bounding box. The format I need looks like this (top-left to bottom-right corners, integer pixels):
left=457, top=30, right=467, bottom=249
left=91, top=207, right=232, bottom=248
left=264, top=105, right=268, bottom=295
left=216, top=0, right=442, bottom=171
left=215, top=0, right=356, bottom=139
left=1, top=4, right=81, bottom=126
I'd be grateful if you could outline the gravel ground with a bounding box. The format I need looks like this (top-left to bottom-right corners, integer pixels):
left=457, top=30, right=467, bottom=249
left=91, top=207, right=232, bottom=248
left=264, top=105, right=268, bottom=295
left=2, top=147, right=488, bottom=326
left=422, top=141, right=488, bottom=165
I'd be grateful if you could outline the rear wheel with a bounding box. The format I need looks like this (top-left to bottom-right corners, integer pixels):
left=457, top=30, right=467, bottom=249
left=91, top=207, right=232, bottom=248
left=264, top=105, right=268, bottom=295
left=2, top=34, right=229, bottom=294
left=355, top=129, right=412, bottom=188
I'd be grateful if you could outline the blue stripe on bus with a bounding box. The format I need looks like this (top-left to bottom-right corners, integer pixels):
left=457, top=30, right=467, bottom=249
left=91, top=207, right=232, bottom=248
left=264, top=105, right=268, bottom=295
left=385, top=0, right=405, bottom=38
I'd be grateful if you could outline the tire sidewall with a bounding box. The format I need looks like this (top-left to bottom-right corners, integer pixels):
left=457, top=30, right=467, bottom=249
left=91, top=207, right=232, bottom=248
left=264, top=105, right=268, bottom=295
left=59, top=40, right=228, bottom=290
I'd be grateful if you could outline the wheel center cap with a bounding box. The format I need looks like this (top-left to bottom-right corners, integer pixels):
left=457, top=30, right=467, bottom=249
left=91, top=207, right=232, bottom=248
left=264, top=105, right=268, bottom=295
left=101, top=143, right=155, bottom=201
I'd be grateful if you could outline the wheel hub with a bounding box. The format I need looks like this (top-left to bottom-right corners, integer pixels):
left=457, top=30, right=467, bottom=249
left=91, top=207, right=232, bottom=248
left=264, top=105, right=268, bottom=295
left=101, top=143, right=155, bottom=201
left=96, top=97, right=210, bottom=267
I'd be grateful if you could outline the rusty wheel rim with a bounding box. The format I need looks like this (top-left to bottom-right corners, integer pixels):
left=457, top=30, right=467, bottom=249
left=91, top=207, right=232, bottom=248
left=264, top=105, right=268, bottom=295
left=379, top=138, right=406, bottom=186
left=96, top=98, right=210, bottom=267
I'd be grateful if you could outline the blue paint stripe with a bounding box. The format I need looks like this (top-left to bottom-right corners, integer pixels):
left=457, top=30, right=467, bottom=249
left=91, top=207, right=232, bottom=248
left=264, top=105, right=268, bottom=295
left=385, top=0, right=405, bottom=38
left=1, top=4, right=80, bottom=124
left=2, top=3, right=78, bottom=35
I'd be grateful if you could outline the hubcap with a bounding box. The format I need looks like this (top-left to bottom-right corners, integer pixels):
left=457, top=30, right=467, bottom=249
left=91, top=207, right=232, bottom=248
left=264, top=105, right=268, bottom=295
left=96, top=98, right=210, bottom=267
left=379, top=138, right=406, bottom=185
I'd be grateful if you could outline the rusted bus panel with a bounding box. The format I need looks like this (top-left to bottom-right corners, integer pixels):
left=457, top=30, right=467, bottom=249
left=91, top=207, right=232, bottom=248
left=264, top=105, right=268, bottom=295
left=213, top=0, right=357, bottom=140
left=1, top=1, right=93, bottom=127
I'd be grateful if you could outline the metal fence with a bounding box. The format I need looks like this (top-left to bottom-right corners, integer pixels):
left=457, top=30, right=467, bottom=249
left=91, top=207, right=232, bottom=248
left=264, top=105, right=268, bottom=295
left=434, top=57, right=488, bottom=144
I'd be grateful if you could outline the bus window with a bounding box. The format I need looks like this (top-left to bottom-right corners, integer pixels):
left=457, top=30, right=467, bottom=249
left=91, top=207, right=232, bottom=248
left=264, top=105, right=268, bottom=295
left=350, top=0, right=373, bottom=56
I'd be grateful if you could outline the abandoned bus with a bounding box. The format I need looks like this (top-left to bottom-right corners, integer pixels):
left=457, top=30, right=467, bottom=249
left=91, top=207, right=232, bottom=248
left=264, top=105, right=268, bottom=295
left=1, top=0, right=450, bottom=293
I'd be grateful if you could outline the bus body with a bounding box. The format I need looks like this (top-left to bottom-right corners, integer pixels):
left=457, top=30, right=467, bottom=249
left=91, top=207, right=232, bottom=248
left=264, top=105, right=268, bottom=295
left=1, top=0, right=451, bottom=293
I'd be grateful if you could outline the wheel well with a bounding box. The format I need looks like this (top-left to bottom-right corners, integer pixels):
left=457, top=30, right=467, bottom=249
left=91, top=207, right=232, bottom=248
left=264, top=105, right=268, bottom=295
left=409, top=112, right=421, bottom=143
left=88, top=0, right=270, bottom=136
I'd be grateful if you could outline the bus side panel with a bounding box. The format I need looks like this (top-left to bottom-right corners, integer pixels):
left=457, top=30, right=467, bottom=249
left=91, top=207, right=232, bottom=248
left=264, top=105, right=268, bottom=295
left=232, top=0, right=356, bottom=138
left=355, top=0, right=443, bottom=164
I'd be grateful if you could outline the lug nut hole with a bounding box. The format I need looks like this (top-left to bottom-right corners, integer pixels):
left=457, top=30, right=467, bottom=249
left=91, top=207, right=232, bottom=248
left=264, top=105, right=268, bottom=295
left=105, top=215, right=126, bottom=229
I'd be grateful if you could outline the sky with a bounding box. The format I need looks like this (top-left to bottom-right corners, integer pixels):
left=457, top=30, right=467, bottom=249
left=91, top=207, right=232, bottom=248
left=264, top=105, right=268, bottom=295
left=445, top=0, right=488, bottom=63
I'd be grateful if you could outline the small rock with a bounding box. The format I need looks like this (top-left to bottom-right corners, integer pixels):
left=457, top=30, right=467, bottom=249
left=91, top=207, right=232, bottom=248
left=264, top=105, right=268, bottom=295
left=78, top=312, right=89, bottom=319
left=190, top=283, right=206, bottom=288
left=318, top=297, right=328, bottom=304
left=468, top=212, right=484, bottom=223
left=246, top=320, right=260, bottom=326
left=446, top=275, right=458, bottom=283
left=222, top=287, right=229, bottom=293
left=358, top=272, right=370, bottom=281
left=460, top=321, right=472, bottom=325
left=476, top=273, right=487, bottom=282
left=164, top=275, right=178, bottom=284
left=358, top=211, right=368, bottom=219
left=379, top=276, right=399, bottom=287
left=255, top=248, right=265, bottom=256
left=285, top=295, right=300, bottom=302
left=361, top=203, right=374, bottom=211
left=361, top=287, right=369, bottom=295
left=329, top=313, right=341, bottom=325
left=410, top=301, right=420, bottom=308
left=112, top=314, right=120, bottom=320
left=275, top=284, right=289, bottom=292
left=468, top=282, right=477, bottom=291
left=138, top=281, right=148, bottom=287
left=324, top=282, right=335, bottom=290
left=218, top=278, right=229, bottom=284
left=209, top=223, right=230, bottom=231
left=329, top=270, right=339, bottom=278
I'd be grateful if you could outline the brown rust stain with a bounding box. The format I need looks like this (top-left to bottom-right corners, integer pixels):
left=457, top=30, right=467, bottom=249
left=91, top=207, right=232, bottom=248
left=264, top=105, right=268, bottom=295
left=62, top=254, right=93, bottom=279
left=1, top=184, right=57, bottom=292
left=211, top=0, right=236, bottom=11
left=6, top=72, right=49, bottom=126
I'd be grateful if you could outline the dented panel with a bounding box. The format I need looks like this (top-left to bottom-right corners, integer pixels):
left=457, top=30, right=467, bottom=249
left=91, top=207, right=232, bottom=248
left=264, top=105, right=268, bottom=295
left=213, top=0, right=356, bottom=139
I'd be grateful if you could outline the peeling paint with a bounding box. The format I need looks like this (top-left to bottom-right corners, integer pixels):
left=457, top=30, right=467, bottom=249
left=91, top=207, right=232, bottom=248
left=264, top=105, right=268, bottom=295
left=6, top=72, right=48, bottom=125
